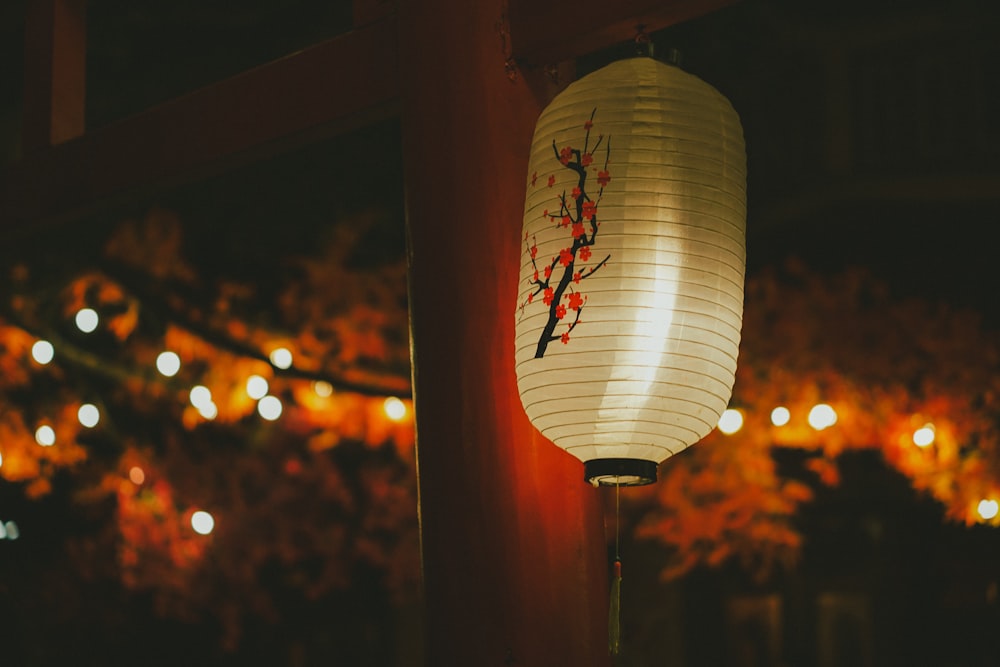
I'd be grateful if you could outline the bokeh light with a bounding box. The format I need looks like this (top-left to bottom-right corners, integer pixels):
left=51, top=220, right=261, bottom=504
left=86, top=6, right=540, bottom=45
left=269, top=347, right=293, bottom=370
left=75, top=307, right=99, bottom=333
left=717, top=408, right=744, bottom=434
left=808, top=403, right=838, bottom=430
left=2, top=521, right=19, bottom=540
left=197, top=401, right=219, bottom=420
left=978, top=499, right=999, bottom=520
left=0, top=451, right=4, bottom=468
left=35, top=425, right=56, bottom=447
left=78, top=403, right=100, bottom=428
left=31, top=340, right=54, bottom=364
left=129, top=466, right=145, bottom=485
left=191, top=510, right=215, bottom=535
left=383, top=396, right=407, bottom=421
left=913, top=424, right=936, bottom=448
left=189, top=385, right=212, bottom=409
left=258, top=395, right=283, bottom=421
left=156, top=351, right=181, bottom=377
left=246, top=375, right=269, bottom=400
left=770, top=406, right=791, bottom=427
left=312, top=380, right=333, bottom=397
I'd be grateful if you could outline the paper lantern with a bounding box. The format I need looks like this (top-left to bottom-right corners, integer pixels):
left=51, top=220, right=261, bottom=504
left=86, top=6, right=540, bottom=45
left=515, top=56, right=746, bottom=486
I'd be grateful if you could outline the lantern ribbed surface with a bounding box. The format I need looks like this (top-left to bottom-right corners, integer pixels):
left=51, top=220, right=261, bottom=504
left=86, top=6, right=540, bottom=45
left=514, top=57, right=746, bottom=484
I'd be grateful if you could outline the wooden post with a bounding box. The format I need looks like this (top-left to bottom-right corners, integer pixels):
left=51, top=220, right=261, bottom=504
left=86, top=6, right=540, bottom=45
left=398, top=1, right=612, bottom=665
left=22, top=0, right=86, bottom=152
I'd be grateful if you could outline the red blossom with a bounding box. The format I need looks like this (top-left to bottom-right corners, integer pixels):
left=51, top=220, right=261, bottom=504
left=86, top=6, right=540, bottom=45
left=573, top=272, right=581, bottom=283
left=582, top=201, right=597, bottom=220
left=571, top=222, right=585, bottom=239
left=559, top=146, right=573, bottom=165
left=530, top=244, right=538, bottom=259
left=547, top=175, right=556, bottom=187
left=559, top=248, right=573, bottom=267
left=597, top=170, right=611, bottom=187
left=543, top=288, right=554, bottom=305
left=533, top=269, right=539, bottom=281
left=527, top=293, right=534, bottom=303
left=568, top=292, right=584, bottom=310
left=542, top=209, right=548, bottom=217
left=571, top=186, right=581, bottom=199
left=584, top=120, right=593, bottom=131
left=561, top=215, right=571, bottom=228
left=544, top=265, right=552, bottom=279
left=561, top=332, right=570, bottom=344
left=579, top=246, right=592, bottom=262
left=581, top=153, right=593, bottom=167
left=531, top=171, right=538, bottom=187
left=555, top=304, right=567, bottom=319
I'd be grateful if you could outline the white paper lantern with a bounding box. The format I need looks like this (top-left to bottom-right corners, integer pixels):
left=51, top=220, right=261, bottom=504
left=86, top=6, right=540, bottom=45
left=515, top=57, right=746, bottom=486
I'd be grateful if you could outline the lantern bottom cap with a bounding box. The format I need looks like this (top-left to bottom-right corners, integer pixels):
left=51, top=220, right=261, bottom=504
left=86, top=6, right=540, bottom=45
left=585, top=458, right=657, bottom=487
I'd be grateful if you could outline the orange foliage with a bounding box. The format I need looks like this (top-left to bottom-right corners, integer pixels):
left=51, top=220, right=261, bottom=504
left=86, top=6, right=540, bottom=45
left=638, top=261, right=1000, bottom=580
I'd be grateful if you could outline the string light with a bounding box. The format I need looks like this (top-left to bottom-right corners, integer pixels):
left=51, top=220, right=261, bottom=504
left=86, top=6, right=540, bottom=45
left=75, top=308, right=99, bottom=333
left=191, top=510, right=215, bottom=535
left=312, top=380, right=333, bottom=397
left=35, top=425, right=56, bottom=446
left=269, top=347, right=293, bottom=370
left=31, top=340, right=54, bottom=364
left=156, top=351, right=181, bottom=377
left=258, top=395, right=283, bottom=421
left=717, top=409, right=744, bottom=435
left=383, top=397, right=406, bottom=421
left=246, top=375, right=269, bottom=400
left=808, top=403, right=837, bottom=430
left=913, top=424, right=935, bottom=448
left=129, top=466, right=145, bottom=485
left=978, top=499, right=999, bottom=521
left=78, top=403, right=100, bottom=428
left=770, top=406, right=791, bottom=427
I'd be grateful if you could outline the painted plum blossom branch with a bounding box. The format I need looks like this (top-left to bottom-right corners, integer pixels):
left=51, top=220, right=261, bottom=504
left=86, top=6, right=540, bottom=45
left=519, top=108, right=611, bottom=358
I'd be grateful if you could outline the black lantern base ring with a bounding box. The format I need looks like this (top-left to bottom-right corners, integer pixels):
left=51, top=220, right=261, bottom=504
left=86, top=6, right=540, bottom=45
left=584, top=458, right=657, bottom=487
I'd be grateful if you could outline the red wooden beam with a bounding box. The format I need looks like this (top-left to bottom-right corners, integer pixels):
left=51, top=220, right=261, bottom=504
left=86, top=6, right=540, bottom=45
left=399, top=0, right=612, bottom=664
left=509, top=0, right=741, bottom=66
left=1, top=17, right=399, bottom=234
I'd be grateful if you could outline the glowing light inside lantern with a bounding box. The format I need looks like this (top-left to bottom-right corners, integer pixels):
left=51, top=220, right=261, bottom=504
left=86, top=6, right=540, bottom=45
left=246, top=375, right=269, bottom=400
left=717, top=409, right=744, bottom=434
left=31, top=340, right=55, bottom=364
left=770, top=406, right=791, bottom=427
left=312, top=380, right=333, bottom=397
left=258, top=395, right=283, bottom=421
left=913, top=424, right=935, bottom=448
left=75, top=308, right=99, bottom=333
left=808, top=404, right=837, bottom=430
left=35, top=425, right=56, bottom=447
left=191, top=510, right=215, bottom=535
left=129, top=466, right=145, bottom=485
left=269, top=347, right=293, bottom=370
left=156, top=351, right=181, bottom=377
left=384, top=397, right=407, bottom=421
left=78, top=403, right=100, bottom=428
left=978, top=499, right=999, bottom=520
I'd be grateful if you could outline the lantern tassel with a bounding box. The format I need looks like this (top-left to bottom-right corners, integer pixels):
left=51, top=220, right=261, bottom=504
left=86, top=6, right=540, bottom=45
left=609, top=558, right=622, bottom=655
left=609, top=481, right=623, bottom=655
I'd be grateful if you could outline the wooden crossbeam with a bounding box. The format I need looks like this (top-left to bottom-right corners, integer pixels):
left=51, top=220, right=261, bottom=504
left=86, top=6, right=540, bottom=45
left=1, top=17, right=399, bottom=235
